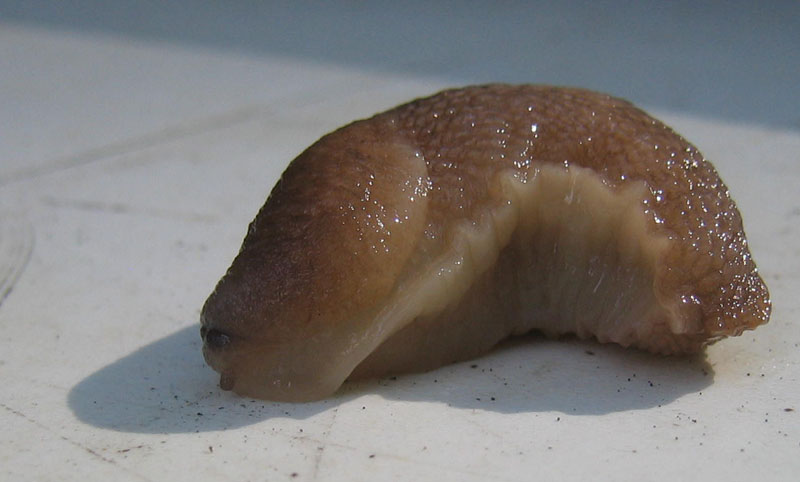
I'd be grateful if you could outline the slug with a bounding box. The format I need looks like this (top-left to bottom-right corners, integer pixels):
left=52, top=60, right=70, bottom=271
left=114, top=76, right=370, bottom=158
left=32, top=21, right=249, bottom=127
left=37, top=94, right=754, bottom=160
left=200, top=84, right=771, bottom=402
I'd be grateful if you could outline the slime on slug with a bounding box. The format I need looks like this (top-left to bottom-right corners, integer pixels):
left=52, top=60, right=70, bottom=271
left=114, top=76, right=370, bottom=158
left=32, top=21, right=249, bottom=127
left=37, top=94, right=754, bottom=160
left=200, top=84, right=770, bottom=402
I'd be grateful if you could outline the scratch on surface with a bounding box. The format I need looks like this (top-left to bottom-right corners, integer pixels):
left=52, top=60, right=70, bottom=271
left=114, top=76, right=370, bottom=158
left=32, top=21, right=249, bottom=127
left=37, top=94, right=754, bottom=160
left=0, top=402, right=154, bottom=482
left=0, top=105, right=271, bottom=188
left=0, top=214, right=34, bottom=309
left=310, top=408, right=339, bottom=480
left=20, top=374, right=71, bottom=393
left=291, top=432, right=518, bottom=482
left=42, top=196, right=217, bottom=223
left=451, top=410, right=509, bottom=443
left=117, top=444, right=146, bottom=454
left=0, top=76, right=372, bottom=189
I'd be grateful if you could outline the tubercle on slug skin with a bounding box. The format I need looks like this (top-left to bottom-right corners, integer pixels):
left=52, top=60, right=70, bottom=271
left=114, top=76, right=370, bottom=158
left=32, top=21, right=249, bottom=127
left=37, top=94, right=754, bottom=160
left=200, top=84, right=771, bottom=402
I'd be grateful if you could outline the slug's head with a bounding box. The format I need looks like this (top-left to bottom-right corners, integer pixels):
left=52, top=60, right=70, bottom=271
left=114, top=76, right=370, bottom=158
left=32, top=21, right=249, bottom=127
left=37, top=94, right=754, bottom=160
left=200, top=120, right=428, bottom=402
left=199, top=231, right=396, bottom=402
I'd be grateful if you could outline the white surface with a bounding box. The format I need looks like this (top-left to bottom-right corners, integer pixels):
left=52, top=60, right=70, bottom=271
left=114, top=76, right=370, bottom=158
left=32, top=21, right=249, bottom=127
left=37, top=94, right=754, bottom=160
left=1, top=5, right=799, bottom=481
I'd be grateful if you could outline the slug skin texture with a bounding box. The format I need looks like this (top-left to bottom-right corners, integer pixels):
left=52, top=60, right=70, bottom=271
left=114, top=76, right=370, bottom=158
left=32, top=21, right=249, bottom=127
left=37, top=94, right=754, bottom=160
left=200, top=85, right=771, bottom=402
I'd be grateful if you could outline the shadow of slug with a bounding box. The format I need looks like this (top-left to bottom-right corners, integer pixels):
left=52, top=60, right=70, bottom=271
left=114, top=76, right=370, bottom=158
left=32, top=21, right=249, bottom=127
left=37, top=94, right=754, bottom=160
left=68, top=324, right=713, bottom=434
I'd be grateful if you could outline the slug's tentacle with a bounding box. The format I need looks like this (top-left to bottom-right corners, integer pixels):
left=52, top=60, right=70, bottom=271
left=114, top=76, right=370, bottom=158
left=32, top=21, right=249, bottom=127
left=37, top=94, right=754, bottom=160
left=201, top=84, right=770, bottom=402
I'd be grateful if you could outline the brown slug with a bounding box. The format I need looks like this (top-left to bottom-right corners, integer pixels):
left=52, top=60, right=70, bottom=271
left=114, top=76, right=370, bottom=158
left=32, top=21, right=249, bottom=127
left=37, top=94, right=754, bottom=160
left=200, top=84, right=771, bottom=402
